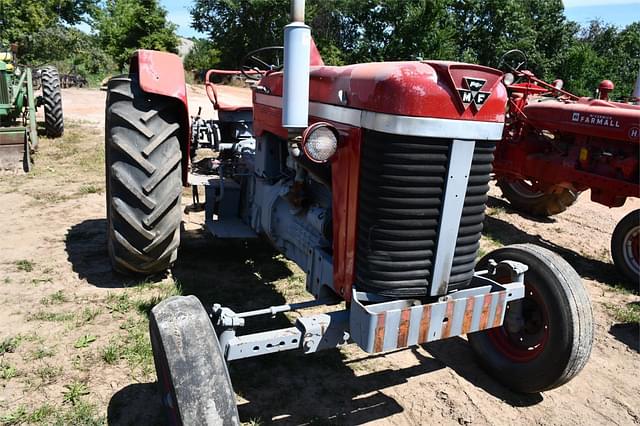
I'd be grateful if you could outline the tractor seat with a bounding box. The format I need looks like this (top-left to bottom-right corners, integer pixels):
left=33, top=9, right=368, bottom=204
left=205, top=81, right=253, bottom=113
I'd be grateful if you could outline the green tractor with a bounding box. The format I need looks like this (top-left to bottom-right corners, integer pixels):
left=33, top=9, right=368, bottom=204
left=0, top=43, right=64, bottom=172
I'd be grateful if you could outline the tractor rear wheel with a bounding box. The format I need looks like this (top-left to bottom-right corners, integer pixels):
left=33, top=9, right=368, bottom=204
left=150, top=295, right=240, bottom=426
left=468, top=244, right=593, bottom=393
left=41, top=66, right=64, bottom=138
left=611, top=210, right=640, bottom=283
left=497, top=179, right=579, bottom=217
left=105, top=76, right=182, bottom=275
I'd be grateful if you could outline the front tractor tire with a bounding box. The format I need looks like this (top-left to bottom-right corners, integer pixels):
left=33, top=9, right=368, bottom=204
left=611, top=210, right=640, bottom=283
left=41, top=66, right=64, bottom=138
left=468, top=244, right=593, bottom=393
left=497, top=179, right=579, bottom=217
left=150, top=296, right=240, bottom=426
left=105, top=76, right=182, bottom=275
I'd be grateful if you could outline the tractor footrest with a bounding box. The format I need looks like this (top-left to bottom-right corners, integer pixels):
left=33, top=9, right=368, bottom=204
left=350, top=276, right=524, bottom=354
left=205, top=218, right=258, bottom=239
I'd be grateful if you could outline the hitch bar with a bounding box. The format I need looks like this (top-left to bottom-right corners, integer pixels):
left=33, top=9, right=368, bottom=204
left=213, top=261, right=527, bottom=361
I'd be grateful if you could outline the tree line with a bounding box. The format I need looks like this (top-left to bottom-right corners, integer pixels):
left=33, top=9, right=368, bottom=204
left=1, top=0, right=638, bottom=98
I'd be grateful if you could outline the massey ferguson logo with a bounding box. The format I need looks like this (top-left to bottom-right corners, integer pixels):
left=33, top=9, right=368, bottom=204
left=457, top=77, right=491, bottom=111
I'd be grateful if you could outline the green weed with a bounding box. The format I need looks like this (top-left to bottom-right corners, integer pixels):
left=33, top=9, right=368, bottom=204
left=40, top=290, right=67, bottom=305
left=0, top=336, right=21, bottom=355
left=36, top=365, right=62, bottom=383
left=0, top=361, right=17, bottom=380
left=31, top=346, right=56, bottom=359
left=27, top=310, right=75, bottom=322
left=62, top=381, right=90, bottom=406
left=74, top=334, right=97, bottom=349
left=15, top=259, right=34, bottom=272
left=605, top=302, right=640, bottom=324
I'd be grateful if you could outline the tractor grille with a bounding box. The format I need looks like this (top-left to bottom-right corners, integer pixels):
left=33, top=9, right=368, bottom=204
left=355, top=130, right=495, bottom=298
left=0, top=73, right=9, bottom=105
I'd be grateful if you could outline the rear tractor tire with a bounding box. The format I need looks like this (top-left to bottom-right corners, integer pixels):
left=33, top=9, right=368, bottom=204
left=468, top=244, right=593, bottom=393
left=150, top=295, right=240, bottom=426
left=611, top=210, right=640, bottom=283
left=105, top=76, right=182, bottom=275
left=497, top=179, right=579, bottom=217
left=41, top=66, right=64, bottom=138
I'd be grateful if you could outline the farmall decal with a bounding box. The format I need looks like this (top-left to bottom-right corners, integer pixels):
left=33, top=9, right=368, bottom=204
left=571, top=112, right=621, bottom=128
left=457, top=77, right=491, bottom=111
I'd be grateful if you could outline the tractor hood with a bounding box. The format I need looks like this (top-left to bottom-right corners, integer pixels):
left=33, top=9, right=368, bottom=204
left=257, top=61, right=507, bottom=124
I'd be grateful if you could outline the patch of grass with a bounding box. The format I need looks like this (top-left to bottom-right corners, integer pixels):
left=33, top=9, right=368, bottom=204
left=0, top=335, right=21, bottom=355
left=74, top=334, right=97, bottom=349
left=40, top=290, right=67, bottom=305
left=106, top=292, right=132, bottom=314
left=101, top=341, right=122, bottom=365
left=121, top=318, right=154, bottom=378
left=0, top=361, right=18, bottom=380
left=3, top=277, right=11, bottom=284
left=31, top=277, right=53, bottom=285
left=15, top=259, right=34, bottom=272
left=36, top=364, right=62, bottom=383
left=0, top=406, right=28, bottom=425
left=605, top=302, right=640, bottom=324
left=28, top=191, right=71, bottom=205
left=31, top=346, right=56, bottom=359
left=27, top=310, right=75, bottom=322
left=75, top=307, right=102, bottom=326
left=55, top=400, right=104, bottom=425
left=27, top=404, right=55, bottom=423
left=77, top=184, right=102, bottom=195
left=62, top=381, right=90, bottom=406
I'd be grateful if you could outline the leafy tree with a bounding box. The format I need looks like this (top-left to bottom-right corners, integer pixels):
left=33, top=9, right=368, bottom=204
left=183, top=38, right=221, bottom=71
left=191, top=0, right=290, bottom=68
left=0, top=0, right=97, bottom=43
left=96, top=0, right=179, bottom=70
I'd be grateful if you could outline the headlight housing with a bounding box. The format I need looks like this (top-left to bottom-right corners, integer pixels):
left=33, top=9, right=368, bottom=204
left=301, top=122, right=338, bottom=163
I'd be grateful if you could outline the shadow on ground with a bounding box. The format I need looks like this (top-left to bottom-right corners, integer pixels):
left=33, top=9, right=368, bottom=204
left=608, top=302, right=640, bottom=352
left=484, top=196, right=634, bottom=291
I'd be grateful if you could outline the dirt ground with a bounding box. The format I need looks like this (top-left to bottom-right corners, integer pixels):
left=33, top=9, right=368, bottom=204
left=0, top=86, right=638, bottom=425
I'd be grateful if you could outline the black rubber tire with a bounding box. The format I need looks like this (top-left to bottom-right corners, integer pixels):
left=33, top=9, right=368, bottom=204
left=150, top=295, right=240, bottom=426
left=611, top=210, right=640, bottom=283
left=41, top=66, right=64, bottom=138
left=105, top=76, right=182, bottom=275
left=468, top=244, right=593, bottom=393
left=497, top=179, right=579, bottom=217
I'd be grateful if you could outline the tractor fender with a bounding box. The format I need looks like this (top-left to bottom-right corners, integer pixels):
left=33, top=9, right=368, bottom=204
left=130, top=49, right=191, bottom=185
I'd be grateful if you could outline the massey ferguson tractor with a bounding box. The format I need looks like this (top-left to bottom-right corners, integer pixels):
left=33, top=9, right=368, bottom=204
left=493, top=50, right=640, bottom=282
left=0, top=43, right=64, bottom=171
left=104, top=3, right=594, bottom=423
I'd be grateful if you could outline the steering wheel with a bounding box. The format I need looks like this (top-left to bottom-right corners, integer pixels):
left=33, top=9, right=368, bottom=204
left=240, top=46, right=284, bottom=81
left=498, top=49, right=528, bottom=73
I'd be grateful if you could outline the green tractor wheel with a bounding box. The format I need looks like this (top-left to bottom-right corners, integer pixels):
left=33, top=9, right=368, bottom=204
left=41, top=66, right=64, bottom=138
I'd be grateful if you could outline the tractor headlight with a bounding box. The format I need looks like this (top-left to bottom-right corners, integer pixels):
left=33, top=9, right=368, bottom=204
left=302, top=123, right=338, bottom=163
left=503, top=72, right=514, bottom=86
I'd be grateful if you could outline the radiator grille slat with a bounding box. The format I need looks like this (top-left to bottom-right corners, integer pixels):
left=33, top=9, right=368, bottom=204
left=0, top=74, right=10, bottom=105
left=355, top=131, right=495, bottom=297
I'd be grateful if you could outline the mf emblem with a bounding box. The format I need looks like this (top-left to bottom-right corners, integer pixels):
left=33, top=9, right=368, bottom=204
left=457, top=77, right=491, bottom=111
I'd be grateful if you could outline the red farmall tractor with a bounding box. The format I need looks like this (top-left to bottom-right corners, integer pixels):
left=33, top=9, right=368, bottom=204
left=104, top=3, right=593, bottom=424
left=493, top=50, right=640, bottom=282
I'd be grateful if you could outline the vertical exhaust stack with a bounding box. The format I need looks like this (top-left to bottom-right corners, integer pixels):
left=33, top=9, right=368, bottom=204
left=632, top=65, right=640, bottom=103
left=282, top=0, right=311, bottom=131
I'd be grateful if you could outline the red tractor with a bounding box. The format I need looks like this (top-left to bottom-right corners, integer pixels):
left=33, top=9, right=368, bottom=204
left=493, top=50, right=640, bottom=282
left=104, top=4, right=593, bottom=424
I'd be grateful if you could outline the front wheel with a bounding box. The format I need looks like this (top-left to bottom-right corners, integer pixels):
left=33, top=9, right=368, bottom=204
left=150, top=295, right=240, bottom=426
left=497, top=179, right=579, bottom=217
left=611, top=210, right=639, bottom=283
left=468, top=244, right=593, bottom=393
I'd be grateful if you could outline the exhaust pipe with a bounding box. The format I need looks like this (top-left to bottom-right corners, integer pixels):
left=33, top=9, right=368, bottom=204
left=632, top=64, right=640, bottom=102
left=282, top=0, right=311, bottom=131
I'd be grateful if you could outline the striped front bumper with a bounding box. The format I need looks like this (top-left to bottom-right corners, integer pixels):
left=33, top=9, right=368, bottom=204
left=350, top=272, right=525, bottom=353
